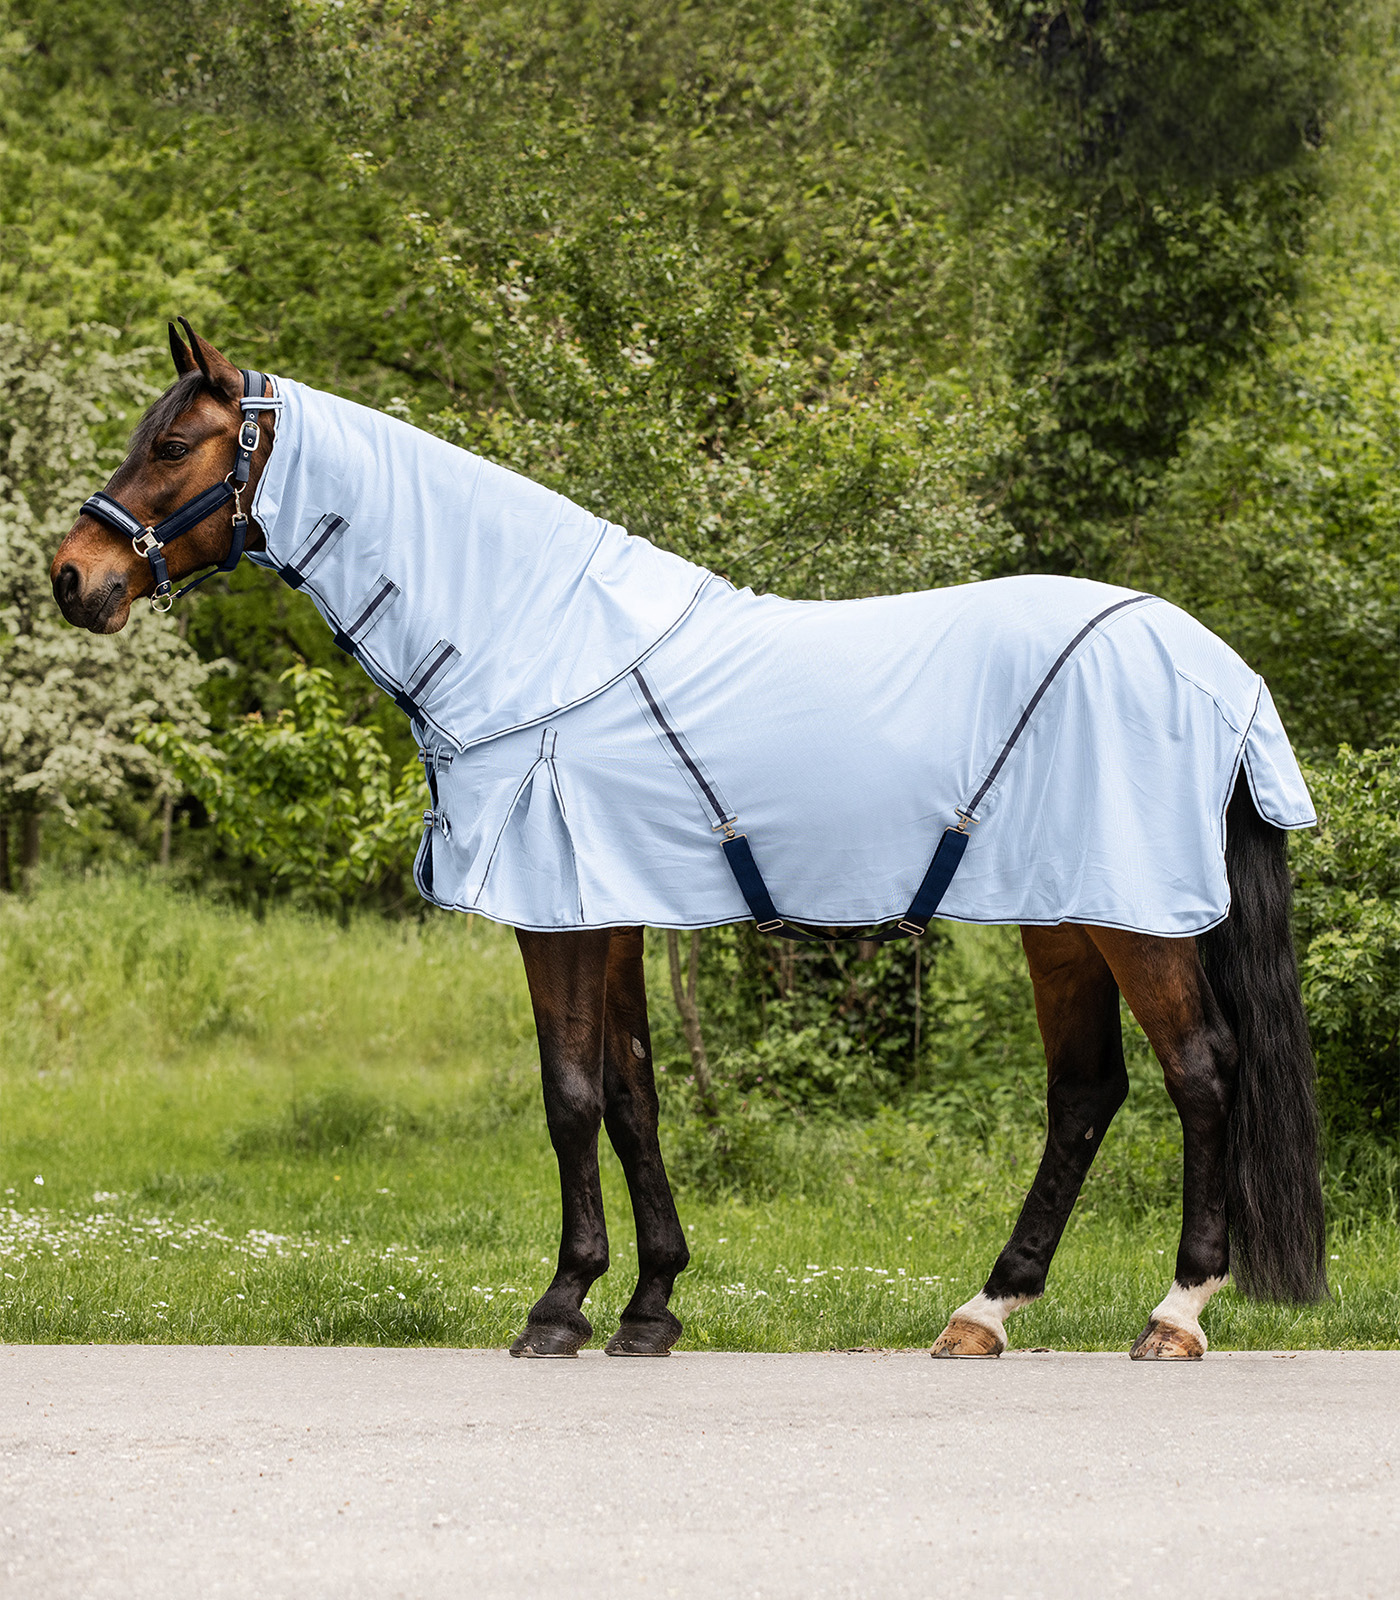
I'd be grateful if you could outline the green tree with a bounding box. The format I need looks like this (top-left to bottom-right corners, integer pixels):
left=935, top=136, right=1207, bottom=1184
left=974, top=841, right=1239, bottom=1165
left=0, top=322, right=210, bottom=885
left=965, top=0, right=1350, bottom=573
left=1124, top=19, right=1400, bottom=752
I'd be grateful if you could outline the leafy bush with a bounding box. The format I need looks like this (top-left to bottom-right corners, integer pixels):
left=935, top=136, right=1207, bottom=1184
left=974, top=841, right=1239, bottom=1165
left=654, top=921, right=1050, bottom=1134
left=144, top=663, right=423, bottom=914
left=1294, top=745, right=1400, bottom=1133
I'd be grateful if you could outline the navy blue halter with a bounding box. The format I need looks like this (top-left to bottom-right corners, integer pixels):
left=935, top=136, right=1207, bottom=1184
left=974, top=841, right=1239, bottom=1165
left=79, top=369, right=279, bottom=613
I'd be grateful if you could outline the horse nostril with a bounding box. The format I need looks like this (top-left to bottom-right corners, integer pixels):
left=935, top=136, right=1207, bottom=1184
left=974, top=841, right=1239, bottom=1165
left=56, top=563, right=83, bottom=608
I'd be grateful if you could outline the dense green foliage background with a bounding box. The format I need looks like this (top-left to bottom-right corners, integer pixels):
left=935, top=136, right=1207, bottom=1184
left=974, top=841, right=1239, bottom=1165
left=1, top=0, right=1395, bottom=1159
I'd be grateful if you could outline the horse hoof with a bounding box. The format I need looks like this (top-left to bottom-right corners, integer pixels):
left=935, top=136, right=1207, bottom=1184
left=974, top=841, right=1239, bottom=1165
left=1129, top=1318, right=1206, bottom=1360
left=509, top=1323, right=589, bottom=1359
left=604, top=1315, right=681, bottom=1357
left=931, top=1315, right=1005, bottom=1358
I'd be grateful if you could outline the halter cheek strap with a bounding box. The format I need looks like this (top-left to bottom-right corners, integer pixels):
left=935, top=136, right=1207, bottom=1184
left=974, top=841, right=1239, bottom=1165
left=79, top=369, right=281, bottom=613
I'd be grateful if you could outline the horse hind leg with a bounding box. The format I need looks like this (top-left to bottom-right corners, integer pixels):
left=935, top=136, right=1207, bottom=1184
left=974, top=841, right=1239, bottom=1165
left=598, top=928, right=689, bottom=1356
left=1087, top=927, right=1236, bottom=1360
left=933, top=924, right=1129, bottom=1358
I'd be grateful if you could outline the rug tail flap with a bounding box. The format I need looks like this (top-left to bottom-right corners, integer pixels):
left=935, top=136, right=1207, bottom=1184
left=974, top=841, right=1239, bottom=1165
left=1241, top=681, right=1317, bottom=830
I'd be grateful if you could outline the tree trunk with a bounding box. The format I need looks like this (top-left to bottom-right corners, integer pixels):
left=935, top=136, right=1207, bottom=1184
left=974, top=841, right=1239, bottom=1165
left=20, top=811, right=40, bottom=886
left=912, top=937, right=923, bottom=1088
left=0, top=812, right=10, bottom=893
left=666, top=929, right=717, bottom=1119
left=159, top=794, right=174, bottom=868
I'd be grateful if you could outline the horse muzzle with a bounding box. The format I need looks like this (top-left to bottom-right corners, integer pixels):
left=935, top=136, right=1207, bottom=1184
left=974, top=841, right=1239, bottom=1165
left=51, top=560, right=133, bottom=633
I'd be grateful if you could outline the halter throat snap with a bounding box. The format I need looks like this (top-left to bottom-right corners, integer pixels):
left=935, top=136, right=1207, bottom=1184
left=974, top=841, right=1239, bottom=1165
left=79, top=369, right=280, bottom=613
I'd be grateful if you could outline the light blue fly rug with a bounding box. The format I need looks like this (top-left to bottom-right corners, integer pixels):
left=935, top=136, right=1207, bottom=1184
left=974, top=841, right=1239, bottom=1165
left=247, top=378, right=1315, bottom=938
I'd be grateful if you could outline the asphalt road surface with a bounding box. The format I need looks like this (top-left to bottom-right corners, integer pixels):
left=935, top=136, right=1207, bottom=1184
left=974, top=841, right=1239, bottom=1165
left=2, top=1346, right=1395, bottom=1599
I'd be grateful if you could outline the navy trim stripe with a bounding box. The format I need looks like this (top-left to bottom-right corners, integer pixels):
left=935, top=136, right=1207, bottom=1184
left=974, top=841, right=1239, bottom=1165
left=344, top=576, right=398, bottom=641
left=286, top=514, right=347, bottom=583
left=407, top=640, right=458, bottom=700
left=632, top=667, right=733, bottom=827
left=964, top=593, right=1152, bottom=817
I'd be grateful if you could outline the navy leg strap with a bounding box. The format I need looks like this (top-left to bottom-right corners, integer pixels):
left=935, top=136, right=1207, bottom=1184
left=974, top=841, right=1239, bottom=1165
left=720, top=834, right=820, bottom=941
left=894, top=826, right=969, bottom=936
left=721, top=824, right=969, bottom=944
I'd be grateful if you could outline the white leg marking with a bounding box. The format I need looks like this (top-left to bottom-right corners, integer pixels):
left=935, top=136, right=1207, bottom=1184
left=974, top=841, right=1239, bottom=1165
left=1149, top=1276, right=1228, bottom=1353
left=948, top=1291, right=1037, bottom=1352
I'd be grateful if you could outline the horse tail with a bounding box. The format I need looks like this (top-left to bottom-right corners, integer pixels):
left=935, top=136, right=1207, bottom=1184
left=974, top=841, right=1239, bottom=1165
left=1198, top=771, right=1329, bottom=1303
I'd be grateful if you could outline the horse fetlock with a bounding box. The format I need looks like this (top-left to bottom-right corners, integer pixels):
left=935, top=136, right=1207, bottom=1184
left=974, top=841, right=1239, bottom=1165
left=931, top=1291, right=1035, bottom=1358
left=510, top=1304, right=594, bottom=1359
left=605, top=1308, right=682, bottom=1358
left=1129, top=1276, right=1227, bottom=1361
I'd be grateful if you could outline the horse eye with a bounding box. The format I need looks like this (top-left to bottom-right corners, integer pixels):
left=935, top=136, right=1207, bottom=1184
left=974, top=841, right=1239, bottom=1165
left=158, top=440, right=188, bottom=461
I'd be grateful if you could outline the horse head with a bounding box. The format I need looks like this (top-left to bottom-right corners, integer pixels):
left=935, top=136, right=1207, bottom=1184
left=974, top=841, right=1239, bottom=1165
left=51, top=320, right=275, bottom=632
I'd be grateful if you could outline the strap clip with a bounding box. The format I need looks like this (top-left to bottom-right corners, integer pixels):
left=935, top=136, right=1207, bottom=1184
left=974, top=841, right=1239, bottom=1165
left=422, top=808, right=452, bottom=840
left=132, top=529, right=161, bottom=558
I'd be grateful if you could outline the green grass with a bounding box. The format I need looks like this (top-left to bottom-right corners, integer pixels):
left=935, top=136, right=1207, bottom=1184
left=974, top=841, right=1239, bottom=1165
left=1, top=873, right=1396, bottom=1351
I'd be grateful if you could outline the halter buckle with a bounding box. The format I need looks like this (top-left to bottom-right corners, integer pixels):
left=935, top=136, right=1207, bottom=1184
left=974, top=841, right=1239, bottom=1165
left=132, top=528, right=162, bottom=558
left=238, top=417, right=261, bottom=453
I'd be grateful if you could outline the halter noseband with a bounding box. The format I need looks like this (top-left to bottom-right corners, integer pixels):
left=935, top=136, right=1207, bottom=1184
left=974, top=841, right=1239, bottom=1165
left=79, top=369, right=281, bottom=613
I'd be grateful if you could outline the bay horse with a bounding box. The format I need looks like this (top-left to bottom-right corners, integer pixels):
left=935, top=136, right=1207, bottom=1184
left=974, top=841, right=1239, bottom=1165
left=51, top=324, right=1328, bottom=1360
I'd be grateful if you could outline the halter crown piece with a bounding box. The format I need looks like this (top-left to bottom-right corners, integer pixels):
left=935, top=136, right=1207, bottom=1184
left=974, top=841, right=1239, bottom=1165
left=79, top=370, right=281, bottom=613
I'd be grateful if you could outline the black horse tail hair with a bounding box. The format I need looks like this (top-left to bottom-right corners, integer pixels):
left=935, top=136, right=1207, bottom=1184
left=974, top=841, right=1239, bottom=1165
left=1199, top=771, right=1329, bottom=1304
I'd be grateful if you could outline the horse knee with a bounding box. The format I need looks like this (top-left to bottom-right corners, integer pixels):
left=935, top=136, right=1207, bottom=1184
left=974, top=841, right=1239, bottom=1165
left=543, top=1075, right=605, bottom=1149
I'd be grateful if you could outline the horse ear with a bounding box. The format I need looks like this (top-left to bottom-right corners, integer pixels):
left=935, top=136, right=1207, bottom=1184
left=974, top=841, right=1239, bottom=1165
left=168, top=322, right=197, bottom=376
left=176, top=316, right=241, bottom=401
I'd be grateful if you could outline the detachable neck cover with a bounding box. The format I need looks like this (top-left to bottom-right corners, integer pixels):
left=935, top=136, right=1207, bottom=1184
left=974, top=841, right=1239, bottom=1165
left=248, top=377, right=712, bottom=751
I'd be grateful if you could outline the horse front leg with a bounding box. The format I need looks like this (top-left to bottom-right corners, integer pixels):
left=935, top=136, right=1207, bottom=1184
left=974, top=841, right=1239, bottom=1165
left=934, top=924, right=1129, bottom=1357
left=1089, top=928, right=1237, bottom=1360
left=598, top=928, right=689, bottom=1356
left=511, top=928, right=614, bottom=1358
